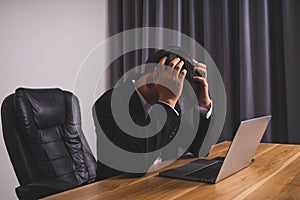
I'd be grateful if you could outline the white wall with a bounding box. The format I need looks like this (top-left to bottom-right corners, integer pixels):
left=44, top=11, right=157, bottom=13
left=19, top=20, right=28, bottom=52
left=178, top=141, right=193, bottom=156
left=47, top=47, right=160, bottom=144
left=0, top=0, right=108, bottom=199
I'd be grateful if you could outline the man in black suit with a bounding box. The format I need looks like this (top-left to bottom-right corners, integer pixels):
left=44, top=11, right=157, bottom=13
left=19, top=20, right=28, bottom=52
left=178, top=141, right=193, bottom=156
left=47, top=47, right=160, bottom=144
left=94, top=48, right=212, bottom=179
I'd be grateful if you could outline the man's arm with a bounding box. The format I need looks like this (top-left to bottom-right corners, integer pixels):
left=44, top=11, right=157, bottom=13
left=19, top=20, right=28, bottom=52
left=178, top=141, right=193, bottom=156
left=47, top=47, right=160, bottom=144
left=187, top=112, right=211, bottom=157
left=187, top=60, right=212, bottom=157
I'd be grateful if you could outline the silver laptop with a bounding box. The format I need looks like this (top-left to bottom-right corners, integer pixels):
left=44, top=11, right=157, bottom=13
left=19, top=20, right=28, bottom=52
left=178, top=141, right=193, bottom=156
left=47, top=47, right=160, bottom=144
left=159, top=115, right=271, bottom=183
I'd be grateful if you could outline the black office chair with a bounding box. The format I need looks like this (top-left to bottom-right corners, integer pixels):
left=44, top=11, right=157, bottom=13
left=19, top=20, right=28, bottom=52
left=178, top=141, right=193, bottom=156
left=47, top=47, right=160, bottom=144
left=1, top=88, right=97, bottom=200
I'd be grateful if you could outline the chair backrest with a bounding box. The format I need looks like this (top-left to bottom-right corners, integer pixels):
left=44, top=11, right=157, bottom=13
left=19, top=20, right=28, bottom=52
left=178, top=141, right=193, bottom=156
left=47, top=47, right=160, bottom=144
left=1, top=88, right=97, bottom=187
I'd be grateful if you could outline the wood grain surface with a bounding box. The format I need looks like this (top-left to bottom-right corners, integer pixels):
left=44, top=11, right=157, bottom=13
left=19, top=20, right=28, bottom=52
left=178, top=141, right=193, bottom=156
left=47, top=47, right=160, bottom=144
left=42, top=141, right=300, bottom=200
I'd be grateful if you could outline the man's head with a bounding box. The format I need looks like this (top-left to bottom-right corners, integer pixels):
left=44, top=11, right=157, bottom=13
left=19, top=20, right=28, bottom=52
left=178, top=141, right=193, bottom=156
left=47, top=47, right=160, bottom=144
left=145, top=47, right=202, bottom=96
left=135, top=47, right=202, bottom=105
left=145, top=47, right=194, bottom=71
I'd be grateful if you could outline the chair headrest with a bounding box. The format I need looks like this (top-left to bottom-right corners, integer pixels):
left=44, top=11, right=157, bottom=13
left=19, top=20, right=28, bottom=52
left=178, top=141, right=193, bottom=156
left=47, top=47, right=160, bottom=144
left=14, top=88, right=66, bottom=129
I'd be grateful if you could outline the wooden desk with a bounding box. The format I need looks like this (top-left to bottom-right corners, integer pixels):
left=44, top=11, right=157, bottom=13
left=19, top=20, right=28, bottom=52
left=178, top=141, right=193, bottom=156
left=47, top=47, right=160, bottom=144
left=43, top=141, right=300, bottom=200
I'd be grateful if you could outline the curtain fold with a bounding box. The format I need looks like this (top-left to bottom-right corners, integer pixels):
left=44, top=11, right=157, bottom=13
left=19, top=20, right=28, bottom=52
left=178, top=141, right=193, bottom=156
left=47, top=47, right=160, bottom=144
left=107, top=0, right=300, bottom=144
left=282, top=0, right=300, bottom=143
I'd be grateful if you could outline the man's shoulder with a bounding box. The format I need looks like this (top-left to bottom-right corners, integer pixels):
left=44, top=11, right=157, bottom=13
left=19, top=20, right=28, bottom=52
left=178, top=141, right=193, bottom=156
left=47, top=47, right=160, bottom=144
left=93, top=89, right=115, bottom=119
left=95, top=88, right=114, bottom=106
left=96, top=80, right=138, bottom=102
left=94, top=83, right=138, bottom=110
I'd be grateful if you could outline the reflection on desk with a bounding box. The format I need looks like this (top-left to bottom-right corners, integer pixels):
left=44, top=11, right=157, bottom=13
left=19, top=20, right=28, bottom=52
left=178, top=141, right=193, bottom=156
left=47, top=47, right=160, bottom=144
left=43, top=141, right=300, bottom=200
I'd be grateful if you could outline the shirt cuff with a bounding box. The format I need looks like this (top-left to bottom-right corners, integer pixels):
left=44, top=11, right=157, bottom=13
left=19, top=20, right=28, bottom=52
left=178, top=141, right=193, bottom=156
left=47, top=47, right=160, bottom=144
left=195, top=101, right=213, bottom=119
left=158, top=100, right=180, bottom=116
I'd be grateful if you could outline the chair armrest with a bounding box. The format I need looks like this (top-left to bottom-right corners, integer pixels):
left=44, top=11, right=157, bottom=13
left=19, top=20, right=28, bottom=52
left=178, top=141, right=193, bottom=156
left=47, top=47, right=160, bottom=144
left=16, top=179, right=78, bottom=200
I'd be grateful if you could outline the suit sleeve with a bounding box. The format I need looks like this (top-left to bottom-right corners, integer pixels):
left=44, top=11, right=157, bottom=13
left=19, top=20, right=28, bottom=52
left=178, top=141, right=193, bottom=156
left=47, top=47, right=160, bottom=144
left=187, top=109, right=211, bottom=157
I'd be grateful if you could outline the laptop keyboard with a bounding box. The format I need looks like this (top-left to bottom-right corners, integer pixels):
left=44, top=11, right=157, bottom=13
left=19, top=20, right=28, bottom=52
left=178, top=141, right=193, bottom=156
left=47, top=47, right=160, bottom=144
left=183, top=160, right=223, bottom=183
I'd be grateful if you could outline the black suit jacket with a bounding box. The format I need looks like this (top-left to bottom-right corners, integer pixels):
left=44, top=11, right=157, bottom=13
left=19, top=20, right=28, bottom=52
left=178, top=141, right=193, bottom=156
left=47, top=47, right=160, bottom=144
left=93, top=79, right=210, bottom=179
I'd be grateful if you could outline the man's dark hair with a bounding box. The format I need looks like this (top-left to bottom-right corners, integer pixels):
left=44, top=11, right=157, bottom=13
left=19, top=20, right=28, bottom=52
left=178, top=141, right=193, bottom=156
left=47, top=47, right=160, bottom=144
left=145, top=47, right=201, bottom=98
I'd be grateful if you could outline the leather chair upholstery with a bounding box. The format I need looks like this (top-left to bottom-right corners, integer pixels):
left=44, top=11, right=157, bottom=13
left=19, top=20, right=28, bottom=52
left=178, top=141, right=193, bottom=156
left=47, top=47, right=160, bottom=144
left=1, top=88, right=97, bottom=199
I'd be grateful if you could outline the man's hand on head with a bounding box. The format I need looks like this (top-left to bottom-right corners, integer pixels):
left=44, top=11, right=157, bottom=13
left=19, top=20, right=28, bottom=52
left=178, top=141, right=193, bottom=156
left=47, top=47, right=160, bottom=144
left=154, top=57, right=187, bottom=107
left=192, top=59, right=212, bottom=109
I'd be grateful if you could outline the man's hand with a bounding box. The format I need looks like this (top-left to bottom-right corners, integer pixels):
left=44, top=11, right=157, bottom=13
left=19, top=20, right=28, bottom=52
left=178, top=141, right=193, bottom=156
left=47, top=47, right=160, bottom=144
left=192, top=59, right=212, bottom=109
left=154, top=57, right=187, bottom=107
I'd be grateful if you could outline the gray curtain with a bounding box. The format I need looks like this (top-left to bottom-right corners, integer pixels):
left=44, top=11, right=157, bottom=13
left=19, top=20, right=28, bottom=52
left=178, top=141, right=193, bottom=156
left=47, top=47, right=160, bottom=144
left=108, top=0, right=300, bottom=144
